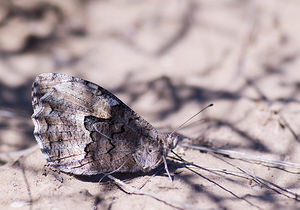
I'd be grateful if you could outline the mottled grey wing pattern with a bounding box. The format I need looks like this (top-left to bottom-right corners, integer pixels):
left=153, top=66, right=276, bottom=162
left=32, top=73, right=161, bottom=175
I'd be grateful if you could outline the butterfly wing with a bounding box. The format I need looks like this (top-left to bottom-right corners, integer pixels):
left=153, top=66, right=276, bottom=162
left=32, top=73, right=159, bottom=175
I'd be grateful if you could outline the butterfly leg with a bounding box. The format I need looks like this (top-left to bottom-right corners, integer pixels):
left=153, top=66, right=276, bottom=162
left=162, top=156, right=173, bottom=181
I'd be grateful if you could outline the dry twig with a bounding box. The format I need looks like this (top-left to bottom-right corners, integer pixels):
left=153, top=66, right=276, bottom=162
left=107, top=175, right=199, bottom=210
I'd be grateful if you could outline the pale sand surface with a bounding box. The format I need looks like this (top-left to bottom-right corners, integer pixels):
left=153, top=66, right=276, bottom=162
left=0, top=1, right=300, bottom=209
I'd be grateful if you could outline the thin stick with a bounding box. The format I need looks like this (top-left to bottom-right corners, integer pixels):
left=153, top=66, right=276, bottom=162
left=170, top=151, right=261, bottom=209
left=180, top=144, right=300, bottom=172
left=211, top=153, right=300, bottom=201
left=107, top=175, right=198, bottom=210
left=171, top=149, right=300, bottom=202
left=279, top=113, right=300, bottom=143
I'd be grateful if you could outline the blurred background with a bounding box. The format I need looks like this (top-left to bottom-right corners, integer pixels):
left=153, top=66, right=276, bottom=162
left=1, top=0, right=299, bottom=152
left=0, top=0, right=300, bottom=208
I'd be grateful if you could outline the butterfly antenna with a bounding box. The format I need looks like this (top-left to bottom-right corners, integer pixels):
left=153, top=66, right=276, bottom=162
left=170, top=104, right=213, bottom=136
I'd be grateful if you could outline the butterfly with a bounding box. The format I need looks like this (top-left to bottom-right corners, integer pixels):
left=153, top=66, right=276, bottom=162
left=32, top=73, right=178, bottom=179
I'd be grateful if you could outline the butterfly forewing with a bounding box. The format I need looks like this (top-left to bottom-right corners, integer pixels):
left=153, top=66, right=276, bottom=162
left=32, top=73, right=160, bottom=175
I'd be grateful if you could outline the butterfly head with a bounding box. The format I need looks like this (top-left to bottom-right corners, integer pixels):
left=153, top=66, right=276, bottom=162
left=133, top=138, right=164, bottom=172
left=133, top=133, right=177, bottom=172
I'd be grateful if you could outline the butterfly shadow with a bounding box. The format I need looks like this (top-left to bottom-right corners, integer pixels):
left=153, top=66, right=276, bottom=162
left=73, top=158, right=185, bottom=183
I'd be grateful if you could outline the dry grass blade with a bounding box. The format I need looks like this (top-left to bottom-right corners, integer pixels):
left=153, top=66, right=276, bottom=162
left=180, top=144, right=300, bottom=173
left=211, top=153, right=300, bottom=201
left=176, top=145, right=300, bottom=202
left=170, top=151, right=261, bottom=209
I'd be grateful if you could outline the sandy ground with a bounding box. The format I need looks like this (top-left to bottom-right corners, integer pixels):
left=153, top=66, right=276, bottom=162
left=1, top=0, right=300, bottom=209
